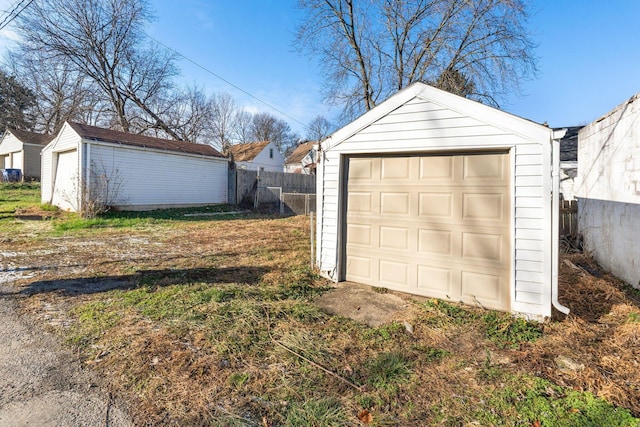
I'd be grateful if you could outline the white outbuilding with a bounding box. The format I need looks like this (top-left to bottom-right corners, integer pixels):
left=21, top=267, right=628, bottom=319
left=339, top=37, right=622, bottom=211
left=0, top=129, right=54, bottom=180
left=316, top=82, right=568, bottom=320
left=41, top=121, right=229, bottom=212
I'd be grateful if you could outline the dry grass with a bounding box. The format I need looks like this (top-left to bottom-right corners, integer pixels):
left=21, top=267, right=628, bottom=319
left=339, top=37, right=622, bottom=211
left=2, top=206, right=640, bottom=425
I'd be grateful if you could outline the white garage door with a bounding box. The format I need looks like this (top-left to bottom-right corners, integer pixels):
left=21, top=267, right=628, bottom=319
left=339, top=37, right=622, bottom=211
left=12, top=151, right=23, bottom=171
left=345, top=153, right=511, bottom=311
left=52, top=150, right=78, bottom=211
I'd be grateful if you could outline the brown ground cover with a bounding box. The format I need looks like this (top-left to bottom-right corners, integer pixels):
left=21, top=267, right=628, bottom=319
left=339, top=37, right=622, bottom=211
left=1, top=211, right=639, bottom=426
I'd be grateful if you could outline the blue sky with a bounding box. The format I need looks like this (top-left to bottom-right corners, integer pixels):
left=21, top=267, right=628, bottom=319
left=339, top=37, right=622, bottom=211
left=2, top=1, right=640, bottom=135
left=147, top=0, right=640, bottom=134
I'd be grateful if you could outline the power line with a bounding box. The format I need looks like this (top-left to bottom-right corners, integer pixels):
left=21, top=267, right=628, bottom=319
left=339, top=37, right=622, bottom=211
left=146, top=33, right=310, bottom=131
left=0, top=0, right=34, bottom=32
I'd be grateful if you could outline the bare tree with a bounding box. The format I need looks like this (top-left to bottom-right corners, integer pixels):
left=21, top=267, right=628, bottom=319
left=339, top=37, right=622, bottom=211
left=306, top=115, right=333, bottom=141
left=297, top=0, right=537, bottom=119
left=0, top=67, right=36, bottom=131
left=210, top=92, right=240, bottom=151
left=160, top=85, right=215, bottom=144
left=16, top=0, right=181, bottom=139
left=7, top=52, right=102, bottom=134
left=232, top=110, right=254, bottom=146
left=249, top=112, right=298, bottom=153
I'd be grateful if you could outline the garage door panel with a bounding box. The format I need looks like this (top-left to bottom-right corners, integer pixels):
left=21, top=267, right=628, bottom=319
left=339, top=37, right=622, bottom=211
left=419, top=156, right=454, bottom=180
left=348, top=192, right=373, bottom=212
left=418, top=192, right=453, bottom=217
left=346, top=256, right=374, bottom=282
left=346, top=153, right=510, bottom=312
left=462, top=192, right=506, bottom=221
left=461, top=232, right=505, bottom=263
left=347, top=224, right=372, bottom=246
left=380, top=192, right=410, bottom=214
left=381, top=157, right=411, bottom=179
left=348, top=158, right=375, bottom=180
left=460, top=270, right=507, bottom=310
left=418, top=229, right=453, bottom=255
left=462, top=153, right=508, bottom=183
left=380, top=226, right=409, bottom=250
left=379, top=260, right=409, bottom=286
left=417, top=265, right=455, bottom=298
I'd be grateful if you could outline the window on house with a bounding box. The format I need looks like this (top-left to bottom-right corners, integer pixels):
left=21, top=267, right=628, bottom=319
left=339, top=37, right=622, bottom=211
left=269, top=148, right=273, bottom=159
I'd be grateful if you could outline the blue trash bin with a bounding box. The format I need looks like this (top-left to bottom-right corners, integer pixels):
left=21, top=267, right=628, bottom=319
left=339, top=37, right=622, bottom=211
left=4, top=169, right=22, bottom=182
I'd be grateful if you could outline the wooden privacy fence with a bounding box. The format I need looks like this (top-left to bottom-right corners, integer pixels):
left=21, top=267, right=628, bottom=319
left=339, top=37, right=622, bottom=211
left=560, top=199, right=578, bottom=237
left=228, top=169, right=316, bottom=214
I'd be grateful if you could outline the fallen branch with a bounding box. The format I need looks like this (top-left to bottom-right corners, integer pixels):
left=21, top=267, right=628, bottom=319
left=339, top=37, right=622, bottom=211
left=263, top=307, right=363, bottom=392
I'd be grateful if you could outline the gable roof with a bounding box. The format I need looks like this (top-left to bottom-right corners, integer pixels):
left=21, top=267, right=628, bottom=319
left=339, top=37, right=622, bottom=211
left=323, top=82, right=552, bottom=151
left=67, top=122, right=225, bottom=158
left=6, top=128, right=55, bottom=146
left=228, top=141, right=271, bottom=162
left=286, top=141, right=315, bottom=164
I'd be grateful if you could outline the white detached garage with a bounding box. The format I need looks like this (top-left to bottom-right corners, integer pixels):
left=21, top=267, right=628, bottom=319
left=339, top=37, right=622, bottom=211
left=316, top=83, right=568, bottom=320
left=42, top=122, right=228, bottom=212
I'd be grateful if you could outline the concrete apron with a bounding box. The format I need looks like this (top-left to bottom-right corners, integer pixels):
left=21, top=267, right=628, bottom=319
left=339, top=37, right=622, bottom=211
left=314, top=281, right=409, bottom=327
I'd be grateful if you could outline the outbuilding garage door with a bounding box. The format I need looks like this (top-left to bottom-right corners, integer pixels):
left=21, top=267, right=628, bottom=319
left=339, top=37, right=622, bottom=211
left=345, top=153, right=511, bottom=311
left=52, top=150, right=78, bottom=211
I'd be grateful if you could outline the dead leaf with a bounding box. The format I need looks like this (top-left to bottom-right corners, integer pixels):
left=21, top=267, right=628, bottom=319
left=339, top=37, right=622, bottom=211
left=532, top=421, right=541, bottom=427
left=262, top=416, right=272, bottom=427
left=358, top=409, right=373, bottom=424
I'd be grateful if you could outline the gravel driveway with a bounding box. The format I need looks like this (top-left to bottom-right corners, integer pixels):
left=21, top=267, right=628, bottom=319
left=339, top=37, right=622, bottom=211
left=0, top=283, right=133, bottom=427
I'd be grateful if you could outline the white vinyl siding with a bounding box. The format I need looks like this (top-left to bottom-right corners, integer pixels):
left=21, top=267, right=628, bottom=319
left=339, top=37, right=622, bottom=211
left=89, top=143, right=227, bottom=209
left=318, top=84, right=556, bottom=319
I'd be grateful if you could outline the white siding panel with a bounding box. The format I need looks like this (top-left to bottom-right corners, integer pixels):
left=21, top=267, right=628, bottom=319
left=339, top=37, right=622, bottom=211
left=361, top=117, right=487, bottom=134
left=515, top=239, right=543, bottom=251
left=337, top=135, right=518, bottom=153
left=515, top=175, right=543, bottom=187
left=516, top=218, right=544, bottom=229
left=90, top=144, right=227, bottom=208
left=516, top=165, right=541, bottom=176
left=515, top=280, right=543, bottom=293
left=516, top=228, right=544, bottom=240
left=516, top=249, right=544, bottom=262
left=516, top=270, right=544, bottom=283
left=515, top=197, right=543, bottom=208
left=515, top=207, right=543, bottom=219
left=516, top=144, right=543, bottom=155
left=516, top=260, right=543, bottom=273
left=346, top=126, right=504, bottom=143
left=515, top=154, right=543, bottom=166
left=515, top=291, right=543, bottom=304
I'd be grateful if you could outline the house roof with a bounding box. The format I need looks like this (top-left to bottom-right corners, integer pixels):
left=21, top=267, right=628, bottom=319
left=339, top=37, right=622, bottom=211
left=228, top=141, right=271, bottom=162
left=7, top=128, right=55, bottom=146
left=555, top=126, right=583, bottom=162
left=286, top=141, right=315, bottom=164
left=67, top=122, right=225, bottom=158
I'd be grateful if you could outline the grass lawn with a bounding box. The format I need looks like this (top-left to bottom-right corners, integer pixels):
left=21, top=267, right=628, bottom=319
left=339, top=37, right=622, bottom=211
left=1, top=183, right=639, bottom=426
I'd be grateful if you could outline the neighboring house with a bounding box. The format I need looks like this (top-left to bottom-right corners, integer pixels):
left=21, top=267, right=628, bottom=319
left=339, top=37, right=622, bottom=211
left=41, top=121, right=228, bottom=212
left=316, top=82, right=568, bottom=320
left=555, top=126, right=583, bottom=201
left=0, top=129, right=54, bottom=180
left=575, top=93, right=640, bottom=289
left=285, top=141, right=317, bottom=174
left=228, top=141, right=284, bottom=172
